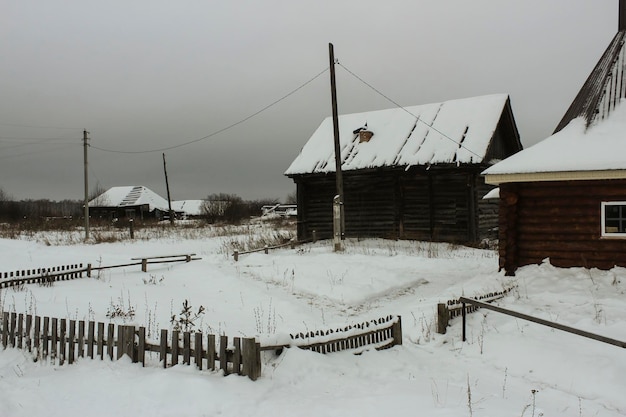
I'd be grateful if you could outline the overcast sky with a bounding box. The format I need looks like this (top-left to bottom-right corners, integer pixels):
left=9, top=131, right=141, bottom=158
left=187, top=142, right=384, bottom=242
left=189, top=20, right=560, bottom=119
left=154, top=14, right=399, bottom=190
left=0, top=1, right=618, bottom=202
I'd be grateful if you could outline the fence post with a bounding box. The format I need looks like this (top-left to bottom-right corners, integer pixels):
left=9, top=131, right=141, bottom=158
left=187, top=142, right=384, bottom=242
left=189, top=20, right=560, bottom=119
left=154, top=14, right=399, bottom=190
left=312, top=230, right=317, bottom=243
left=462, top=302, right=467, bottom=342
left=290, top=238, right=296, bottom=249
left=391, top=316, right=403, bottom=346
left=118, top=325, right=135, bottom=361
left=233, top=250, right=239, bottom=262
left=333, top=196, right=342, bottom=252
left=87, top=263, right=92, bottom=278
left=264, top=246, right=269, bottom=255
left=129, top=219, right=134, bottom=240
left=242, top=337, right=261, bottom=381
left=437, top=303, right=449, bottom=334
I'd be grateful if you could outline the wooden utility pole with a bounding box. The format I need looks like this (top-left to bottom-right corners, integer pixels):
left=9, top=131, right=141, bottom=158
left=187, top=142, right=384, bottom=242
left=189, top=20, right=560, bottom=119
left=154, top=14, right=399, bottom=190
left=329, top=43, right=345, bottom=246
left=83, top=129, right=90, bottom=240
left=162, top=153, right=174, bottom=225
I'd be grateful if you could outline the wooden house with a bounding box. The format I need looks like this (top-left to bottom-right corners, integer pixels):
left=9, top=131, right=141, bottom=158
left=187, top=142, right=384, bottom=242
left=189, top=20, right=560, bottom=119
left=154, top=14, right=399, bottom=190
left=483, top=2, right=626, bottom=274
left=285, top=94, right=522, bottom=243
left=88, top=186, right=170, bottom=221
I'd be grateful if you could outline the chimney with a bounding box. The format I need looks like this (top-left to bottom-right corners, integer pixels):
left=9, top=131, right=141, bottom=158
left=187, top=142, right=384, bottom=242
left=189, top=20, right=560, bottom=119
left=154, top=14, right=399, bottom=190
left=359, top=130, right=374, bottom=143
left=621, top=0, right=626, bottom=31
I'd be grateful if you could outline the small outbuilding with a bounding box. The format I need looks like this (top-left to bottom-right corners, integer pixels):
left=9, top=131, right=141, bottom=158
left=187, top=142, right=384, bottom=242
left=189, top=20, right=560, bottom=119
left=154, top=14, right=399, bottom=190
left=285, top=94, right=522, bottom=243
left=483, top=3, right=626, bottom=273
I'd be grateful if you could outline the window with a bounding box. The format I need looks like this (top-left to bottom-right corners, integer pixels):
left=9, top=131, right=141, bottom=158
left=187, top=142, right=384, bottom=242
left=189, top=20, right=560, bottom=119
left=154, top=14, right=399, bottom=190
left=601, top=202, right=626, bottom=237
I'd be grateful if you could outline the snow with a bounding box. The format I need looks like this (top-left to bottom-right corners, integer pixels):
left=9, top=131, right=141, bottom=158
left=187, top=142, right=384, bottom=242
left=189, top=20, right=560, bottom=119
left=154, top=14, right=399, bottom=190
left=285, top=94, right=509, bottom=175
left=483, top=100, right=626, bottom=176
left=171, top=199, right=205, bottom=216
left=0, top=228, right=625, bottom=417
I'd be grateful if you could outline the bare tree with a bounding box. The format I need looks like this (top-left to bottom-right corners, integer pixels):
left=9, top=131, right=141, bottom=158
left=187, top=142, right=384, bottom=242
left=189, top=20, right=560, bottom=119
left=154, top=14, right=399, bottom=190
left=88, top=183, right=110, bottom=206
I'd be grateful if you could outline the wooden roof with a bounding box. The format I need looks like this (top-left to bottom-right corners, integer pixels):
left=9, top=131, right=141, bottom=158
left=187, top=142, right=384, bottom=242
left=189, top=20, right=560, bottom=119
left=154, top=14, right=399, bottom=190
left=285, top=94, right=520, bottom=176
left=554, top=3, right=626, bottom=133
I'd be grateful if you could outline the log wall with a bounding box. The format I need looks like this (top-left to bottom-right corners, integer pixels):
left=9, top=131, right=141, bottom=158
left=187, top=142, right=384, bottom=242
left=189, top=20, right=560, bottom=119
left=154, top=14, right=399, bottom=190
left=499, top=179, right=626, bottom=273
left=293, top=166, right=493, bottom=244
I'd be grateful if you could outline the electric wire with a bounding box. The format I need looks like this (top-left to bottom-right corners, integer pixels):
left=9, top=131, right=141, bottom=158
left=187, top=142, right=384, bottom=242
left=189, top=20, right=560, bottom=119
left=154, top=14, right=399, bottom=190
left=337, top=62, right=483, bottom=160
left=0, top=122, right=82, bottom=130
left=90, top=67, right=330, bottom=154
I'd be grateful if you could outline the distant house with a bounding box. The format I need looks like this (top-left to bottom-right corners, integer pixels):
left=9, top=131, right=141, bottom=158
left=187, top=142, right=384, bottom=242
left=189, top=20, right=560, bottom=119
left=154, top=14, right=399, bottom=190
left=261, top=204, right=297, bottom=218
left=483, top=3, right=626, bottom=274
left=171, top=200, right=205, bottom=219
left=88, top=186, right=170, bottom=221
left=285, top=94, right=522, bottom=243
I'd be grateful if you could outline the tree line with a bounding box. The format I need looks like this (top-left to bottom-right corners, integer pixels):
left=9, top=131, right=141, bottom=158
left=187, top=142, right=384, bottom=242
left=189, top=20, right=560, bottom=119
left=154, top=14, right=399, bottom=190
left=0, top=188, right=293, bottom=225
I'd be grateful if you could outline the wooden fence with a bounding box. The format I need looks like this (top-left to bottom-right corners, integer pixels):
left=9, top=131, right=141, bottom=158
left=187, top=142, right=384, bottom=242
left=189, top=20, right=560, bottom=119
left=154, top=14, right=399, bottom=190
left=0, top=254, right=200, bottom=289
left=233, top=232, right=316, bottom=262
left=436, top=286, right=516, bottom=334
left=0, top=264, right=87, bottom=288
left=0, top=312, right=261, bottom=380
left=262, top=315, right=402, bottom=354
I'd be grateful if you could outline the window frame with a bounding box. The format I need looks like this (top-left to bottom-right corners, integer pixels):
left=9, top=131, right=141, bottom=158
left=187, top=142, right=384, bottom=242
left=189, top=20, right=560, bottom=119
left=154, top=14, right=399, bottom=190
left=601, top=201, right=626, bottom=238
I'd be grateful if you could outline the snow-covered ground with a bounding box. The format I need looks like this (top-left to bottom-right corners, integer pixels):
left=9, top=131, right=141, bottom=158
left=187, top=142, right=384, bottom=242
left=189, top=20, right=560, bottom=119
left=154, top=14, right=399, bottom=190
left=0, top=225, right=624, bottom=417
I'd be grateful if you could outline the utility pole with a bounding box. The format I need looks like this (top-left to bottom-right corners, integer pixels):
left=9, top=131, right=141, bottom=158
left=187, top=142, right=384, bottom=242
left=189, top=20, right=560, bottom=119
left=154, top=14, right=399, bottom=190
left=329, top=43, right=345, bottom=247
left=83, top=129, right=90, bottom=240
left=162, top=153, right=174, bottom=225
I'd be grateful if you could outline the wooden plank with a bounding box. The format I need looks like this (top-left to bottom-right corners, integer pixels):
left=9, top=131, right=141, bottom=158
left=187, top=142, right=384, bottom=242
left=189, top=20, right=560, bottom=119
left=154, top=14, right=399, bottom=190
left=233, top=337, right=241, bottom=375
left=9, top=312, right=16, bottom=348
left=87, top=321, right=95, bottom=359
left=220, top=335, right=228, bottom=375
left=1, top=312, right=8, bottom=348
left=25, top=315, right=32, bottom=352
left=117, top=325, right=125, bottom=360
left=183, top=332, right=191, bottom=365
left=33, top=316, right=41, bottom=360
left=171, top=331, right=179, bottom=366
left=194, top=332, right=203, bottom=370
left=17, top=313, right=24, bottom=349
left=68, top=320, right=75, bottom=364
left=51, top=318, right=58, bottom=362
left=97, top=322, right=104, bottom=360
left=137, top=327, right=146, bottom=366
left=78, top=321, right=85, bottom=358
left=59, top=319, right=66, bottom=366
left=42, top=317, right=49, bottom=359
left=107, top=323, right=114, bottom=360
left=160, top=329, right=168, bottom=368
left=207, top=334, right=216, bottom=371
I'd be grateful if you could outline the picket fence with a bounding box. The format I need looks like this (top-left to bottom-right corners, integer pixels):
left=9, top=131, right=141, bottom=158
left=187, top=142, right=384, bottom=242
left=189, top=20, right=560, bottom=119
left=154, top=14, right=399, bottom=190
left=0, top=312, right=261, bottom=380
left=262, top=315, right=402, bottom=354
left=436, top=286, right=517, bottom=334
left=0, top=264, right=87, bottom=288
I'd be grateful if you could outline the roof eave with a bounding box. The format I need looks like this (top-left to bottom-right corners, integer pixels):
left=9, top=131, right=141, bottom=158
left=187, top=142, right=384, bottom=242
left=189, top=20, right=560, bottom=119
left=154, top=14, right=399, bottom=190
left=485, top=169, right=626, bottom=185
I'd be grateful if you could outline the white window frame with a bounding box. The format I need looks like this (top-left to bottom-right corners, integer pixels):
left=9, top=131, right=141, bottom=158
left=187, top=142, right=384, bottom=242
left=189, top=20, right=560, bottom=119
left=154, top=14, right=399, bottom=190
left=601, top=201, right=626, bottom=238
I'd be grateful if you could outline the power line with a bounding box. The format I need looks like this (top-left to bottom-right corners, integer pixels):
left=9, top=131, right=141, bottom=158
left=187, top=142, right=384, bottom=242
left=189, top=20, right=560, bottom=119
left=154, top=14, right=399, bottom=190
left=0, top=144, right=77, bottom=162
left=336, top=62, right=483, bottom=160
left=0, top=122, right=82, bottom=130
left=91, top=67, right=330, bottom=154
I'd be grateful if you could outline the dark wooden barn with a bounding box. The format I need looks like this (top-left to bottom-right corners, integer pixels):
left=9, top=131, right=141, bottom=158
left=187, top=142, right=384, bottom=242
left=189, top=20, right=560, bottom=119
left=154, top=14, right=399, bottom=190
left=483, top=1, right=626, bottom=274
left=285, top=94, right=522, bottom=243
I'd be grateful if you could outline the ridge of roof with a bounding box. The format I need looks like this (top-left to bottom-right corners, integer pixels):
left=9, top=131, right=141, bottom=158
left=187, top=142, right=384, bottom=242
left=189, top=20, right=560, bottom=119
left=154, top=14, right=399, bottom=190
left=554, top=31, right=626, bottom=134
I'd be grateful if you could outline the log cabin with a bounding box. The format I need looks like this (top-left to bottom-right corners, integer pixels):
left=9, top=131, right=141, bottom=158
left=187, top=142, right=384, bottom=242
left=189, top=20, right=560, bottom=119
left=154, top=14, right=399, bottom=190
left=285, top=94, right=522, bottom=243
left=483, top=1, right=626, bottom=274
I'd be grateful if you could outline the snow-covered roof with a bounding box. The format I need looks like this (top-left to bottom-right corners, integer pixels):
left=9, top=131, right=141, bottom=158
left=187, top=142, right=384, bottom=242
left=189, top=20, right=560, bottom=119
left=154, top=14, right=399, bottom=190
left=285, top=94, right=510, bottom=175
left=171, top=200, right=205, bottom=216
left=88, top=186, right=170, bottom=212
left=483, top=101, right=626, bottom=184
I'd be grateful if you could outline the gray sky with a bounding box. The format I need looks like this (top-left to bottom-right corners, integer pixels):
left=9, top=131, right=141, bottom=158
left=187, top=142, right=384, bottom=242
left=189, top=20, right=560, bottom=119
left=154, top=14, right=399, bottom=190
left=0, top=1, right=618, bottom=202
